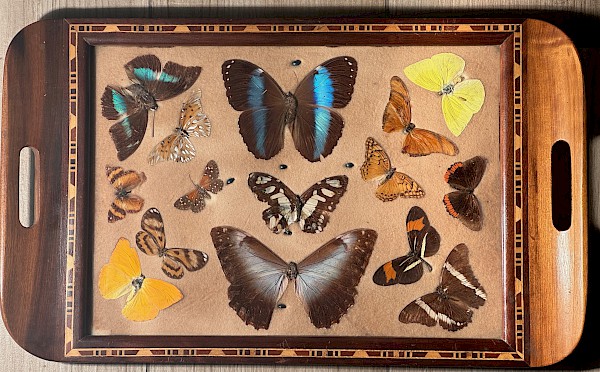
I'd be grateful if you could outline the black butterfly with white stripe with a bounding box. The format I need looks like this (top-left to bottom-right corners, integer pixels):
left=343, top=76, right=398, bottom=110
left=399, top=243, right=486, bottom=331
left=248, top=172, right=348, bottom=234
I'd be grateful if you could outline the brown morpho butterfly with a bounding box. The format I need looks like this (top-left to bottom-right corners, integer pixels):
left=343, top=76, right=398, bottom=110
left=101, top=55, right=201, bottom=161
left=136, top=208, right=208, bottom=279
left=443, top=156, right=487, bottom=231
left=221, top=57, right=357, bottom=162
left=399, top=243, right=487, bottom=331
left=148, top=90, right=211, bottom=165
left=247, top=172, right=348, bottom=234
left=174, top=160, right=224, bottom=213
left=360, top=137, right=425, bottom=201
left=372, top=206, right=440, bottom=285
left=383, top=76, right=459, bottom=156
left=211, top=226, right=377, bottom=329
left=106, top=165, right=146, bottom=223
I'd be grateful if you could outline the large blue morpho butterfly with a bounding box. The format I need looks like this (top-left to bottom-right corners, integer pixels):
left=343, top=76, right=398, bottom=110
left=101, top=55, right=201, bottom=161
left=221, top=57, right=357, bottom=162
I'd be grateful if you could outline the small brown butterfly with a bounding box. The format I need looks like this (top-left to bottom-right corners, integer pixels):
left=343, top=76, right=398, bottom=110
left=383, top=76, right=458, bottom=156
left=360, top=137, right=424, bottom=201
left=136, top=208, right=208, bottom=279
left=443, top=156, right=487, bottom=231
left=106, top=165, right=146, bottom=223
left=174, top=160, right=224, bottom=213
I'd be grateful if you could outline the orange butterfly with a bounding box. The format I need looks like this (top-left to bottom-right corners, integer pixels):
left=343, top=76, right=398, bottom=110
left=98, top=238, right=183, bottom=322
left=106, top=165, right=146, bottom=223
left=174, top=160, right=224, bottom=213
left=360, top=137, right=424, bottom=201
left=383, top=76, right=458, bottom=156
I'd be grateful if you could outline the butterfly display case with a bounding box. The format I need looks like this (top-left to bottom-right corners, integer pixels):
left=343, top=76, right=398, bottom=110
left=0, top=18, right=586, bottom=368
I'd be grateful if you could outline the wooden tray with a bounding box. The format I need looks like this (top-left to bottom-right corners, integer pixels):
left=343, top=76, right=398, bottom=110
left=0, top=18, right=586, bottom=368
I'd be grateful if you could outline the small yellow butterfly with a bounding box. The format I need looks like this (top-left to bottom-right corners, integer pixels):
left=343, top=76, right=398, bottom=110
left=403, top=53, right=485, bottom=137
left=98, top=237, right=183, bottom=322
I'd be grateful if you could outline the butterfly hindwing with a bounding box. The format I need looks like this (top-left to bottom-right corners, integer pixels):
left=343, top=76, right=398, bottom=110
left=108, top=108, right=149, bottom=161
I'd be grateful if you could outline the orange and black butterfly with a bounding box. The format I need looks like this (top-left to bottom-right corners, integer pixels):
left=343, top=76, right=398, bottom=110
left=373, top=206, right=440, bottom=285
left=383, top=76, right=458, bottom=156
left=443, top=156, right=487, bottom=231
left=106, top=165, right=146, bottom=223
left=174, top=160, right=224, bottom=213
left=399, top=244, right=486, bottom=331
left=360, top=137, right=424, bottom=201
left=136, top=208, right=208, bottom=279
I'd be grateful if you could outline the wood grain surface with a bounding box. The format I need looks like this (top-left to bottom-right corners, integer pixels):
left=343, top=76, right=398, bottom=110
left=0, top=1, right=599, bottom=371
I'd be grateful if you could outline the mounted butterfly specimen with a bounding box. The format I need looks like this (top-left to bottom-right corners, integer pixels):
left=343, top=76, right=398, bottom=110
left=222, top=56, right=357, bottom=162
left=399, top=243, right=487, bottom=331
left=404, top=53, right=485, bottom=137
left=373, top=206, right=440, bottom=285
left=248, top=172, right=348, bottom=234
left=174, top=160, right=224, bottom=213
left=383, top=76, right=458, bottom=157
left=443, top=156, right=487, bottom=231
left=211, top=226, right=377, bottom=329
left=106, top=165, right=146, bottom=223
left=361, top=137, right=425, bottom=201
left=101, top=54, right=201, bottom=161
left=136, top=208, right=209, bottom=279
left=99, top=237, right=183, bottom=322
left=148, top=90, right=211, bottom=165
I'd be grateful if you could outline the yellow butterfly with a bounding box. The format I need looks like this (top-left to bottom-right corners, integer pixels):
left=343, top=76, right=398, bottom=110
left=148, top=90, right=211, bottom=165
left=403, top=53, right=485, bottom=137
left=98, top=237, right=183, bottom=322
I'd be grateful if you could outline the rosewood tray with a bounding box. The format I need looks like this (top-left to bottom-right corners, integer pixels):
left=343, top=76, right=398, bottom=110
left=0, top=18, right=586, bottom=368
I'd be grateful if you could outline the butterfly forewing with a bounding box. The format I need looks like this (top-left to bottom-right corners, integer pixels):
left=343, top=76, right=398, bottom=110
left=295, top=229, right=377, bottom=328
left=382, top=76, right=412, bottom=133
left=294, top=56, right=357, bottom=108
left=211, top=226, right=289, bottom=330
left=403, top=128, right=458, bottom=157
left=248, top=172, right=301, bottom=234
left=360, top=137, right=392, bottom=181
left=180, top=91, right=211, bottom=137
left=406, top=206, right=440, bottom=257
left=373, top=255, right=424, bottom=286
left=174, top=189, right=206, bottom=213
left=445, top=156, right=487, bottom=191
left=298, top=175, right=349, bottom=233
left=442, top=243, right=487, bottom=308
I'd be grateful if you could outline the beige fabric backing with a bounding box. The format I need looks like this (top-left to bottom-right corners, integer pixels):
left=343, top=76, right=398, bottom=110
left=92, top=45, right=503, bottom=339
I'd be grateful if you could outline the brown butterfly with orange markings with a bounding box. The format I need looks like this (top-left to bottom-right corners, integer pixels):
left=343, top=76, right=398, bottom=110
left=136, top=208, right=209, bottom=279
left=106, top=165, right=146, bottom=223
left=174, top=160, right=224, bottom=213
left=373, top=206, right=440, bottom=285
left=443, top=156, right=487, bottom=231
left=383, top=76, right=458, bottom=156
left=360, top=137, right=424, bottom=201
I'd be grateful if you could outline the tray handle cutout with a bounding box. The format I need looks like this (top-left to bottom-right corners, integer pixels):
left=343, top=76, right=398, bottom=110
left=551, top=140, right=572, bottom=231
left=18, top=146, right=38, bottom=228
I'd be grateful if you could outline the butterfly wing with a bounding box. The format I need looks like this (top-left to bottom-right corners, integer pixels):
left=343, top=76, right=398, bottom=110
left=248, top=172, right=301, bottom=234
left=122, top=277, right=183, bottom=322
left=399, top=292, right=473, bottom=331
left=406, top=206, right=440, bottom=258
left=222, top=59, right=287, bottom=159
left=372, top=255, right=424, bottom=286
left=180, top=90, right=211, bottom=138
left=174, top=187, right=206, bottom=213
left=211, top=226, right=289, bottom=330
left=404, top=128, right=459, bottom=156
left=360, top=137, right=392, bottom=182
left=148, top=133, right=191, bottom=165
left=298, top=175, right=349, bottom=233
left=443, top=191, right=483, bottom=231
left=295, top=229, right=377, bottom=328
left=382, top=76, right=411, bottom=133
left=376, top=171, right=425, bottom=201
left=445, top=156, right=487, bottom=191
left=291, top=57, right=357, bottom=162
left=109, top=108, right=149, bottom=161
left=442, top=244, right=487, bottom=308
left=403, top=53, right=465, bottom=93
left=136, top=208, right=166, bottom=256
left=165, top=249, right=209, bottom=273
left=101, top=86, right=140, bottom=120
left=199, top=160, right=224, bottom=194
left=125, top=55, right=201, bottom=101
left=99, top=238, right=142, bottom=299
left=442, top=79, right=485, bottom=136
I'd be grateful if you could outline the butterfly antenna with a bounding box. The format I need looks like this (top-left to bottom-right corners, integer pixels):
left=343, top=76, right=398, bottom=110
left=293, top=70, right=299, bottom=86
left=188, top=174, right=198, bottom=187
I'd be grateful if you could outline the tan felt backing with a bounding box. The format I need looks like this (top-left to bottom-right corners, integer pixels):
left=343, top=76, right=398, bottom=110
left=92, top=45, right=502, bottom=339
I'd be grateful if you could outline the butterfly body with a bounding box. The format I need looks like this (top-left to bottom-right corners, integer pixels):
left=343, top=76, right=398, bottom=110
left=127, top=83, right=159, bottom=111
left=248, top=172, right=348, bottom=234
left=222, top=57, right=357, bottom=162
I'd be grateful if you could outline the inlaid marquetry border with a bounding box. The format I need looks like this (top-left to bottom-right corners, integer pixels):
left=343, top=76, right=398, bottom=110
left=64, top=21, right=525, bottom=364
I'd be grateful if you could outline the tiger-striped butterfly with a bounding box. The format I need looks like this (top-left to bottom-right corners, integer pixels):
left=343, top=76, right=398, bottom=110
left=135, top=208, right=208, bottom=279
left=248, top=172, right=348, bottom=234
left=221, top=57, right=357, bottom=162
left=399, top=244, right=486, bottom=331
left=211, top=226, right=377, bottom=329
left=360, top=137, right=425, bottom=201
left=383, top=76, right=458, bottom=156
left=443, top=156, right=487, bottom=231
left=101, top=55, right=201, bottom=161
left=174, top=160, right=224, bottom=213
left=106, top=165, right=146, bottom=223
left=148, top=90, right=211, bottom=165
left=372, top=206, right=440, bottom=285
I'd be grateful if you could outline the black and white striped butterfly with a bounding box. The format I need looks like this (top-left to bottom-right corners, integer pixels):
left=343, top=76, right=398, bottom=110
left=248, top=172, right=348, bottom=234
left=399, top=243, right=486, bottom=331
left=211, top=226, right=377, bottom=329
